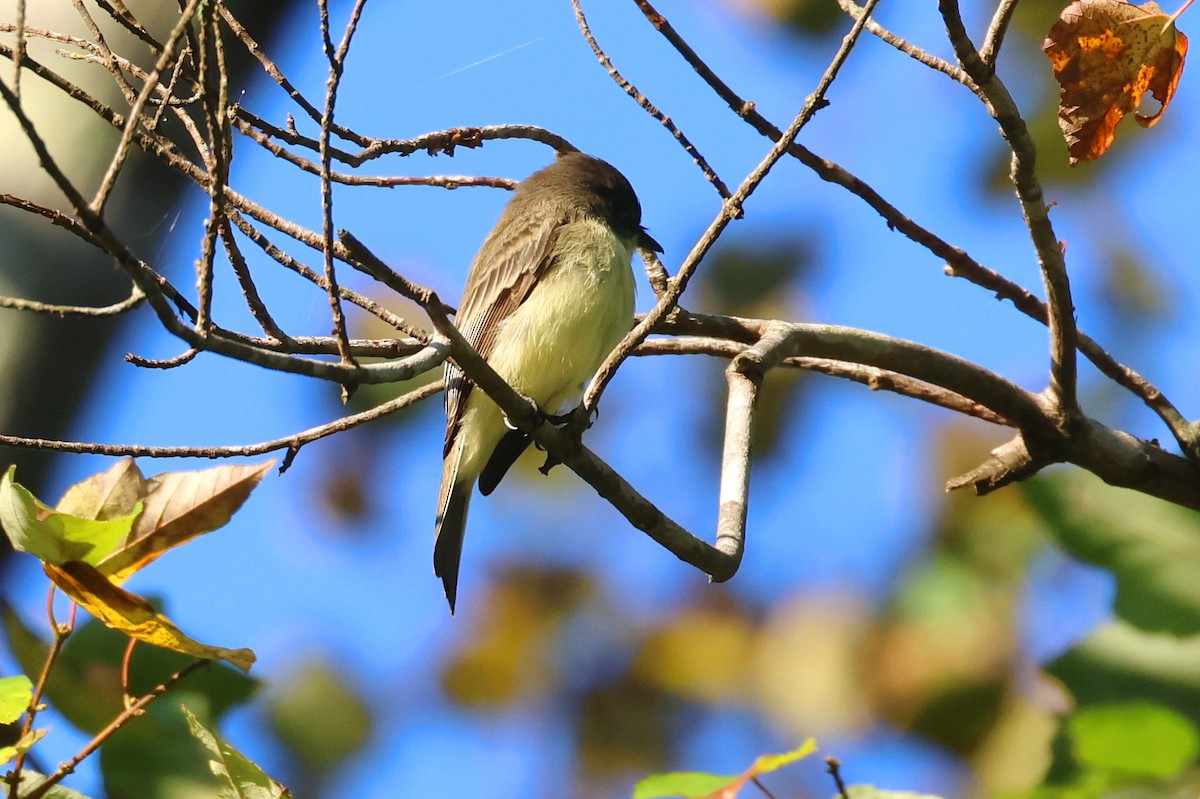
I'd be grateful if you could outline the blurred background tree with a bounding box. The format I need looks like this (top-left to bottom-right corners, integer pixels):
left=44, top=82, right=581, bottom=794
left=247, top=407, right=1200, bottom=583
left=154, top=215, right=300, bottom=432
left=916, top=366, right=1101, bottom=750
left=3, top=1, right=1200, bottom=798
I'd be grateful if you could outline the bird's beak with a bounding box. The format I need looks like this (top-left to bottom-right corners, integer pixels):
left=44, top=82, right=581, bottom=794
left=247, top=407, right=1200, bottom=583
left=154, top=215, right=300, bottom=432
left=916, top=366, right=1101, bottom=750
left=638, top=228, right=663, bottom=254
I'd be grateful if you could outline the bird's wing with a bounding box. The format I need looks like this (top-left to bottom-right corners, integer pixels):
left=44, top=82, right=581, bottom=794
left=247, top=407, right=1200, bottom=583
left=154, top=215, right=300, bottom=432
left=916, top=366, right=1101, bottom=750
left=443, top=212, right=562, bottom=456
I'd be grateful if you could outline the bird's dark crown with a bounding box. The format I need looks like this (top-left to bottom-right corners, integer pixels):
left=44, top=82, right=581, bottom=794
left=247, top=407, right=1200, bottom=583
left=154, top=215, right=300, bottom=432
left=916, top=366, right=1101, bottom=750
left=519, top=152, right=661, bottom=252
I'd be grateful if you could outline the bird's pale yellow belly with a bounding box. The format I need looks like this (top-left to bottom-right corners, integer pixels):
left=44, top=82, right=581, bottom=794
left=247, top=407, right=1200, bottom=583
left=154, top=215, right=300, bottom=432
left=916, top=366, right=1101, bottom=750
left=457, top=219, right=635, bottom=481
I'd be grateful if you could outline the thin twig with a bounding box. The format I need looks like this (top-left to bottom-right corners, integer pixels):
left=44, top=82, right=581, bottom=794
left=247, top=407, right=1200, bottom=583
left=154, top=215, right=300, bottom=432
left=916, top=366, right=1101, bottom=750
left=0, top=381, right=442, bottom=462
left=195, top=2, right=223, bottom=333
left=234, top=107, right=576, bottom=165
left=227, top=210, right=429, bottom=339
left=218, top=4, right=331, bottom=134
left=584, top=0, right=884, bottom=413
left=574, top=0, right=731, bottom=198
left=11, top=0, right=24, bottom=99
left=7, top=588, right=75, bottom=794
left=0, top=285, right=144, bottom=317
left=641, top=249, right=671, bottom=298
left=981, top=0, right=1021, bottom=66
left=635, top=337, right=1012, bottom=426
left=219, top=217, right=290, bottom=342
left=90, top=0, right=205, bottom=215
left=938, top=0, right=1079, bottom=425
left=120, top=638, right=138, bottom=699
left=94, top=0, right=164, bottom=53
left=126, top=348, right=199, bottom=369
left=316, top=0, right=371, bottom=380
left=21, top=660, right=210, bottom=799
left=70, top=0, right=136, bottom=101
left=826, top=757, right=851, bottom=799
left=750, top=776, right=778, bottom=799
left=834, top=0, right=980, bottom=92
left=231, top=113, right=517, bottom=189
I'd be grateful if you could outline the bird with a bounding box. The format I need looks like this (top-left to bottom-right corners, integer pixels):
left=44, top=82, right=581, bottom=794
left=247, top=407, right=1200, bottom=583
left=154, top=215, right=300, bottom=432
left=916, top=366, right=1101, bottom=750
left=434, top=151, right=661, bottom=613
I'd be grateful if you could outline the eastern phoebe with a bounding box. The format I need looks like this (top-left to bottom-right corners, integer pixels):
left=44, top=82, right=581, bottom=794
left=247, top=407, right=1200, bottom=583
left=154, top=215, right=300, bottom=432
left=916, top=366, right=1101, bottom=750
left=434, top=152, right=661, bottom=613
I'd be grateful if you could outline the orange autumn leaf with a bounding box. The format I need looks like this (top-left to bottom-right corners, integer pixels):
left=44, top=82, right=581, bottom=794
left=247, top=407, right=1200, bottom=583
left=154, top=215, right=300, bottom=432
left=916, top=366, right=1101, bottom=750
left=1043, top=0, right=1188, bottom=164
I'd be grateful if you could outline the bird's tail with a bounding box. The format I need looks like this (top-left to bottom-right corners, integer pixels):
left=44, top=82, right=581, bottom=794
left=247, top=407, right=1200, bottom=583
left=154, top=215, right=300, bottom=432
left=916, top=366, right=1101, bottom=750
left=434, top=440, right=472, bottom=614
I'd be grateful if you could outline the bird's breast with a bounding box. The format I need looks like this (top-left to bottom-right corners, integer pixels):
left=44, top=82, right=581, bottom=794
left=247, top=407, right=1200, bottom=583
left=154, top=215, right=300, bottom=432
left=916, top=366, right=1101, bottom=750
left=487, top=218, right=636, bottom=412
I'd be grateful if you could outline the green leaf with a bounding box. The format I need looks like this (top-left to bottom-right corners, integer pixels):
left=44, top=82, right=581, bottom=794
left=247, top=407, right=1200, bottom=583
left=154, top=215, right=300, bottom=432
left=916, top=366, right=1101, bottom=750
left=1022, top=473, right=1200, bottom=635
left=1069, top=702, right=1199, bottom=778
left=183, top=705, right=292, bottom=798
left=266, top=660, right=371, bottom=772
left=0, top=466, right=141, bottom=566
left=632, top=740, right=818, bottom=798
left=844, top=787, right=947, bottom=799
left=0, top=674, right=33, bottom=724
left=632, top=771, right=740, bottom=799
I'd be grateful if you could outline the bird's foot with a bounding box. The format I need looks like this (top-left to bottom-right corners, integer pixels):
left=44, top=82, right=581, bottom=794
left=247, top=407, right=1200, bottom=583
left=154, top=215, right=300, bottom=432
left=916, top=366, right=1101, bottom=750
left=501, top=392, right=545, bottom=432
left=537, top=405, right=594, bottom=476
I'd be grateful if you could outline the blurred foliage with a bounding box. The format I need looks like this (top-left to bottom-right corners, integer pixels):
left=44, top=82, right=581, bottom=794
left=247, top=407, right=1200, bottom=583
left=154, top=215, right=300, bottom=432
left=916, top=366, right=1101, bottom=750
left=443, top=567, right=593, bottom=706
left=265, top=659, right=371, bottom=788
left=3, top=604, right=257, bottom=736
left=99, top=697, right=216, bottom=799
left=1024, top=473, right=1200, bottom=637
left=722, top=0, right=844, bottom=35
left=420, top=411, right=1200, bottom=796
left=1013, top=702, right=1200, bottom=798
left=1096, top=245, right=1170, bottom=328
left=694, top=238, right=816, bottom=458
left=3, top=603, right=258, bottom=798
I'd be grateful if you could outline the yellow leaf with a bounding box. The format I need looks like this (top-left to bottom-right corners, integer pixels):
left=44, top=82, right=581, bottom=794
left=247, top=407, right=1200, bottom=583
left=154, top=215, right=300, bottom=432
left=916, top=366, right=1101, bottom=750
left=749, top=738, right=818, bottom=774
left=45, top=561, right=255, bottom=671
left=0, top=728, right=47, bottom=767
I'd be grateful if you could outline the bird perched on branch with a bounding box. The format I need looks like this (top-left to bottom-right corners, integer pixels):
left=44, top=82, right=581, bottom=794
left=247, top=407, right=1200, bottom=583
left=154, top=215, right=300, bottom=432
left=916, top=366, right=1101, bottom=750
left=434, top=151, right=661, bottom=613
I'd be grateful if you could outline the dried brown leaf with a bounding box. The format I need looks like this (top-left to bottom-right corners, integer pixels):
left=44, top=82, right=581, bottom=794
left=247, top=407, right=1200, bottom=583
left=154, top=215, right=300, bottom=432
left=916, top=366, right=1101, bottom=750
left=97, top=460, right=275, bottom=584
left=1043, top=0, right=1188, bottom=164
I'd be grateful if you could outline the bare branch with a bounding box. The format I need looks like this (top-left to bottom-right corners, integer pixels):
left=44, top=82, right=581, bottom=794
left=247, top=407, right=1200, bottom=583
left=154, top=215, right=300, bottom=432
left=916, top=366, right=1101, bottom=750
left=584, top=0, right=884, bottom=412
left=635, top=337, right=1012, bottom=426
left=981, top=0, right=1021, bottom=66
left=0, top=286, right=143, bottom=317
left=218, top=3, right=328, bottom=133
left=833, top=0, right=979, bottom=91
left=20, top=660, right=210, bottom=799
left=10, top=0, right=24, bottom=99
left=938, top=0, right=1079, bottom=423
left=90, top=0, right=205, bottom=215
left=0, top=381, right=442, bottom=462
